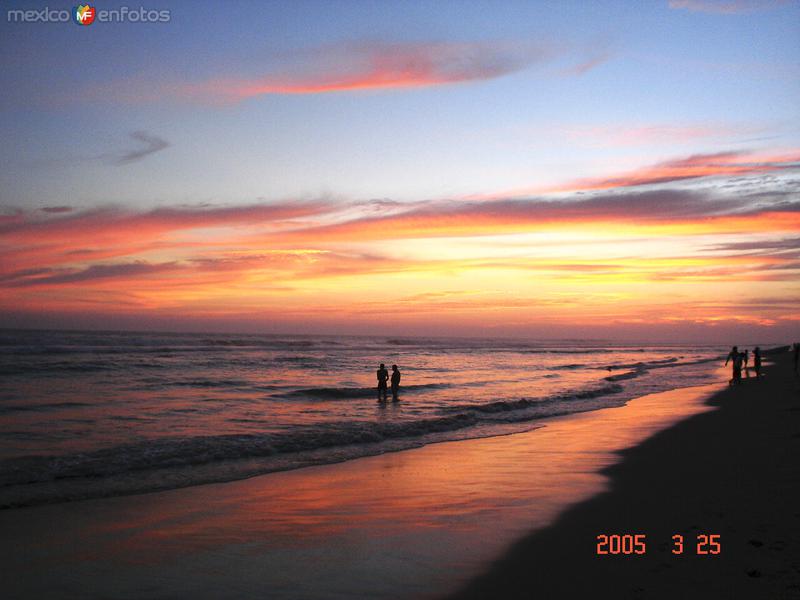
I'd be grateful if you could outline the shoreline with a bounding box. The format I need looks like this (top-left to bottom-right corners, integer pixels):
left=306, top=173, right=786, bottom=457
left=0, top=369, right=729, bottom=598
left=451, top=351, right=800, bottom=599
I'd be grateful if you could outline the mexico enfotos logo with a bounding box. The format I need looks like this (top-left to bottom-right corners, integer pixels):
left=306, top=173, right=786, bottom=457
left=73, top=5, right=95, bottom=25
left=7, top=5, right=171, bottom=24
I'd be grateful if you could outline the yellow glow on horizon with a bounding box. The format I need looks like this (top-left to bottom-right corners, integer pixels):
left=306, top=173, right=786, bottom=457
left=2, top=164, right=799, bottom=338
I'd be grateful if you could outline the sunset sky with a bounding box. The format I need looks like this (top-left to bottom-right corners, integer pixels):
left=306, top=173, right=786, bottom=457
left=1, top=1, right=798, bottom=342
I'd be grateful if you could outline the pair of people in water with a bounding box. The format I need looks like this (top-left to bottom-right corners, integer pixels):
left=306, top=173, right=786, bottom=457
left=376, top=363, right=401, bottom=402
left=725, top=346, right=761, bottom=384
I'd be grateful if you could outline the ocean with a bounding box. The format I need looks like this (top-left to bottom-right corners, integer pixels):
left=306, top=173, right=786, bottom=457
left=0, top=329, right=726, bottom=509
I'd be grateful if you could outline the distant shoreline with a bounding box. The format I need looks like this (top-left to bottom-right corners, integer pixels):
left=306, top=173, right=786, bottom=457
left=0, top=327, right=788, bottom=348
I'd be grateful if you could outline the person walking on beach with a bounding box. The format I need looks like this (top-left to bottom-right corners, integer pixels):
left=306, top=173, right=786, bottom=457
left=794, top=343, right=799, bottom=374
left=753, top=347, right=762, bottom=378
left=725, top=346, right=743, bottom=385
left=390, top=364, right=401, bottom=402
left=377, top=363, right=389, bottom=402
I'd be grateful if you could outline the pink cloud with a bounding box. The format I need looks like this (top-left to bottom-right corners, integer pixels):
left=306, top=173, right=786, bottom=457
left=220, top=42, right=541, bottom=98
left=0, top=202, right=338, bottom=274
left=86, top=40, right=606, bottom=104
left=555, top=150, right=800, bottom=191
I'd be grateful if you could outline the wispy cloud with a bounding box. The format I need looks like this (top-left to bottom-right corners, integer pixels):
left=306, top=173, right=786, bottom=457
left=114, top=131, right=170, bottom=165
left=560, top=43, right=614, bottom=76
left=561, top=123, right=768, bottom=147
left=0, top=201, right=333, bottom=239
left=263, top=188, right=800, bottom=243
left=0, top=201, right=339, bottom=274
left=89, top=39, right=609, bottom=105
left=554, top=150, right=800, bottom=192
left=668, top=0, right=789, bottom=14
left=3, top=261, right=180, bottom=287
left=176, top=42, right=550, bottom=101
left=704, top=236, right=800, bottom=252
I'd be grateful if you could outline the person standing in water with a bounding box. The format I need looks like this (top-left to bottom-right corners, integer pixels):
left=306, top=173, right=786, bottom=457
left=376, top=363, right=389, bottom=402
left=390, top=364, right=401, bottom=402
left=725, top=346, right=742, bottom=385
left=753, top=347, right=762, bottom=378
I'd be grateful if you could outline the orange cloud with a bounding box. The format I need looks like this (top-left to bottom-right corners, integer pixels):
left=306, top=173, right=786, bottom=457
left=0, top=201, right=336, bottom=272
left=3, top=149, right=799, bottom=336
left=262, top=188, right=800, bottom=243
left=3, top=186, right=799, bottom=284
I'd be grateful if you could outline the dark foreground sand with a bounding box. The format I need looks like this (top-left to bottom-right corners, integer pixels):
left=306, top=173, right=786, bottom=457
left=452, top=351, right=800, bottom=600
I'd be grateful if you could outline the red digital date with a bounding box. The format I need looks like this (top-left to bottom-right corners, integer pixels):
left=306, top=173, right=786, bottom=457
left=596, top=534, right=646, bottom=555
left=597, top=534, right=721, bottom=555
left=671, top=534, right=721, bottom=555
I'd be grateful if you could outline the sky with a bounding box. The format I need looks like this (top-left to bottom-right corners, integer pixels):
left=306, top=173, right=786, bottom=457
left=1, top=0, right=799, bottom=342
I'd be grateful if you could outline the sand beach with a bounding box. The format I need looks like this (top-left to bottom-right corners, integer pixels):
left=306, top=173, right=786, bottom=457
left=454, top=350, right=800, bottom=599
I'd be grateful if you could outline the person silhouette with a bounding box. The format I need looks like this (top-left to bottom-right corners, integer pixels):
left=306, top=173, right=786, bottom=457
left=753, top=347, right=762, bottom=378
left=743, top=349, right=749, bottom=377
left=794, top=343, right=799, bottom=374
left=390, top=364, right=401, bottom=402
left=725, top=346, right=742, bottom=385
left=376, top=363, right=389, bottom=402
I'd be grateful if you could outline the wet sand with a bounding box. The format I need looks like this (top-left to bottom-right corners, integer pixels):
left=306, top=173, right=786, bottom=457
left=2, top=359, right=786, bottom=599
left=452, top=351, right=800, bottom=599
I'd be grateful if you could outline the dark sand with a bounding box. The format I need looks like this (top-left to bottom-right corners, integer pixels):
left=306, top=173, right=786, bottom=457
left=452, top=351, right=800, bottom=599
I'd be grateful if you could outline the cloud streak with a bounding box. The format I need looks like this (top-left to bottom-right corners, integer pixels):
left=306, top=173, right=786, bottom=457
left=180, top=41, right=552, bottom=102
left=0, top=201, right=339, bottom=275
left=0, top=201, right=333, bottom=240
left=554, top=150, right=800, bottom=192
left=89, top=40, right=608, bottom=104
left=264, top=188, right=800, bottom=243
left=115, top=131, right=170, bottom=165
left=3, top=261, right=180, bottom=287
left=561, top=123, right=767, bottom=147
left=668, top=0, right=789, bottom=14
left=560, top=43, right=614, bottom=76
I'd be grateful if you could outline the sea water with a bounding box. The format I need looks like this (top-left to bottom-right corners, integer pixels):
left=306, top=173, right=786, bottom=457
left=0, top=329, right=725, bottom=508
